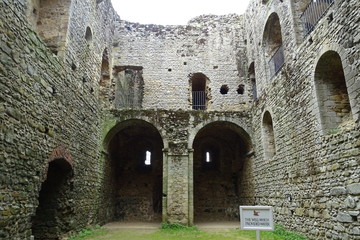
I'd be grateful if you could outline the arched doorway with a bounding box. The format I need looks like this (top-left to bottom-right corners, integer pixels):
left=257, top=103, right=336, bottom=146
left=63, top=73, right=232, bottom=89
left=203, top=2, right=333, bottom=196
left=32, top=158, right=73, bottom=240
left=107, top=120, right=164, bottom=222
left=192, top=121, right=253, bottom=222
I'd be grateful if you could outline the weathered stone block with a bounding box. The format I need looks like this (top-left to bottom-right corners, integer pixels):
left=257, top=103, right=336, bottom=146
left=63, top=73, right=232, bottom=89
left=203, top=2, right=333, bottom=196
left=336, top=212, right=353, bottom=223
left=330, top=187, right=347, bottom=196
left=347, top=183, right=360, bottom=195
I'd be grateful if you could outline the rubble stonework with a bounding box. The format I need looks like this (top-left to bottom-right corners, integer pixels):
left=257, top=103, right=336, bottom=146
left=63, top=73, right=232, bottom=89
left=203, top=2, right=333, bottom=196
left=0, top=0, right=359, bottom=239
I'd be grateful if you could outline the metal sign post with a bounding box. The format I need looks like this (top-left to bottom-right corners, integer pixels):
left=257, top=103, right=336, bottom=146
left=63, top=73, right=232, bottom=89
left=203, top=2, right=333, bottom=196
left=239, top=206, right=274, bottom=240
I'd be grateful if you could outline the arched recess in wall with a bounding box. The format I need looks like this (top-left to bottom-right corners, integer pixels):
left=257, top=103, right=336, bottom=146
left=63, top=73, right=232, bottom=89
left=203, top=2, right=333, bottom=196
left=248, top=62, right=257, bottom=100
left=189, top=73, right=210, bottom=110
left=105, top=119, right=164, bottom=222
left=31, top=0, right=72, bottom=55
left=314, top=50, right=353, bottom=133
left=262, top=111, right=276, bottom=160
left=99, top=48, right=110, bottom=101
left=192, top=121, right=254, bottom=222
left=262, top=12, right=285, bottom=79
left=32, top=156, right=73, bottom=239
left=85, top=26, right=93, bottom=42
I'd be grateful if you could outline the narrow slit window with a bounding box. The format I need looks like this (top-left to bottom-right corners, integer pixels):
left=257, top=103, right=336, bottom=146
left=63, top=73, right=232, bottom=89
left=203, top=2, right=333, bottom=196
left=205, top=151, right=211, bottom=163
left=145, top=151, right=151, bottom=165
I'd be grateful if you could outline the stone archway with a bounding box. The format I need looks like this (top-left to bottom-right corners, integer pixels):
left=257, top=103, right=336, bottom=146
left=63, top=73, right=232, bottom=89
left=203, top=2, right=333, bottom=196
left=106, top=119, right=164, bottom=222
left=32, top=150, right=73, bottom=240
left=192, top=121, right=254, bottom=222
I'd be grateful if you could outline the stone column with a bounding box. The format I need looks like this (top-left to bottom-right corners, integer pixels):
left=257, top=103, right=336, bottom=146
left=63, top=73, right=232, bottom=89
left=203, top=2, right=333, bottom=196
left=163, top=142, right=191, bottom=225
left=162, top=148, right=169, bottom=223
left=188, top=148, right=194, bottom=226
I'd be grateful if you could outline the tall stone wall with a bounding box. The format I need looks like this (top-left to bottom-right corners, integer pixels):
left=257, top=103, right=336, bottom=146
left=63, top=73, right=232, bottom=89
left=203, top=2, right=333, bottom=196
left=1, top=0, right=359, bottom=239
left=112, top=15, right=251, bottom=111
left=0, top=0, right=117, bottom=239
left=245, top=0, right=360, bottom=239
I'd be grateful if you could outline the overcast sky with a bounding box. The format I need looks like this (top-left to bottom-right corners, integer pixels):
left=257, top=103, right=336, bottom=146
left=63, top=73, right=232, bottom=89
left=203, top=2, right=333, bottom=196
left=111, top=0, right=251, bottom=25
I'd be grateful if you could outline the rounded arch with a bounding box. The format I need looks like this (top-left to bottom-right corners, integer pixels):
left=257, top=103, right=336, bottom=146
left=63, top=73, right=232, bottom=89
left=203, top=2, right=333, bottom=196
left=188, top=118, right=253, bottom=152
left=312, top=43, right=350, bottom=75
left=312, top=43, right=358, bottom=122
left=312, top=46, right=355, bottom=132
left=262, top=11, right=285, bottom=78
left=191, top=120, right=255, bottom=222
left=262, top=12, right=283, bottom=57
left=103, top=118, right=166, bottom=153
left=262, top=110, right=276, bottom=160
left=99, top=47, right=110, bottom=101
left=32, top=147, right=74, bottom=239
left=104, top=119, right=164, bottom=222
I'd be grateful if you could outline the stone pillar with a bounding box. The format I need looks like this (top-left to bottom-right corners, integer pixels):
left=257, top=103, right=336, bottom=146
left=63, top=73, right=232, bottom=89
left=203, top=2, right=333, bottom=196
left=163, top=142, right=191, bottom=225
left=188, top=148, right=194, bottom=225
left=162, top=148, right=169, bottom=223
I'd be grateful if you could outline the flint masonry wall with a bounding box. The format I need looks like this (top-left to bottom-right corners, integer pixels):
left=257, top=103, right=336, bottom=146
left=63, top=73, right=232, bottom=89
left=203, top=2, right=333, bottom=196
left=1, top=0, right=359, bottom=239
left=245, top=0, right=360, bottom=239
left=0, top=0, right=117, bottom=239
left=112, top=15, right=252, bottom=111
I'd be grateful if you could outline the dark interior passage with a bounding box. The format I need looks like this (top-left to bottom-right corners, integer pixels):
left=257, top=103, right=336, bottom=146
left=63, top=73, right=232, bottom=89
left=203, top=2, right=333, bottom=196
left=108, top=120, right=163, bottom=222
left=193, top=121, right=253, bottom=222
left=32, top=159, right=73, bottom=240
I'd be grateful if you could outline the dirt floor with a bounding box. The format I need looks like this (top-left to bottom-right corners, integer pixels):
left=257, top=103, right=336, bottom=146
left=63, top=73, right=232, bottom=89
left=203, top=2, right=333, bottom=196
left=103, top=221, right=240, bottom=231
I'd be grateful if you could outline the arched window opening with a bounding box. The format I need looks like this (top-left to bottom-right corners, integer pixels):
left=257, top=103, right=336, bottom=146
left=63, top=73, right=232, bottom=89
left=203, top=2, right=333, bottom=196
left=190, top=73, right=210, bottom=110
left=263, top=13, right=285, bottom=78
left=262, top=111, right=276, bottom=160
left=85, top=26, right=93, bottom=42
left=33, top=0, right=71, bottom=55
left=315, top=51, right=352, bottom=133
left=32, top=159, right=73, bottom=239
left=248, top=62, right=257, bottom=99
left=99, top=48, right=110, bottom=101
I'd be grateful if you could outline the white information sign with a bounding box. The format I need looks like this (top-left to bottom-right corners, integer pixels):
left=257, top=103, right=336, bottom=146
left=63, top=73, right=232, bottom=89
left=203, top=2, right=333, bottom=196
left=240, top=206, right=274, bottom=231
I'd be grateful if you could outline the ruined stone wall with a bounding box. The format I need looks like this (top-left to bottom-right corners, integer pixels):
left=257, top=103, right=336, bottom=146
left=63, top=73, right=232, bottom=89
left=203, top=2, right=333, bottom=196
left=0, top=0, right=117, bottom=239
left=245, top=0, right=360, bottom=239
left=112, top=15, right=251, bottom=111
left=102, top=109, right=254, bottom=224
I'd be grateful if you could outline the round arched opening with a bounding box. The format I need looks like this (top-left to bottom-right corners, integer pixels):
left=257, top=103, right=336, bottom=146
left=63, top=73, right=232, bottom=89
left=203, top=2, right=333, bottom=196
left=314, top=50, right=352, bottom=132
left=107, top=120, right=164, bottom=222
left=32, top=158, right=73, bottom=240
left=192, top=121, right=253, bottom=222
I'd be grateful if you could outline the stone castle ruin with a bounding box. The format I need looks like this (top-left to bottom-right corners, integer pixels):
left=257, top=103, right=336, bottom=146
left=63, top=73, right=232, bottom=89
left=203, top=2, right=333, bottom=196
left=1, top=0, right=359, bottom=239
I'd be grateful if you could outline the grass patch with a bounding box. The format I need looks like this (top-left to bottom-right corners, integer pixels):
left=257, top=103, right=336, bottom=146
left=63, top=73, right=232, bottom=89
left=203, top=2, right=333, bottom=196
left=68, top=224, right=307, bottom=240
left=68, top=225, right=106, bottom=240
left=272, top=225, right=308, bottom=240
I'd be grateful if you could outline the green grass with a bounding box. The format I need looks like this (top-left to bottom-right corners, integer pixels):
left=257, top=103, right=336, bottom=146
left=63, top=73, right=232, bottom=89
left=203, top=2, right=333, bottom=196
left=69, top=224, right=307, bottom=240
